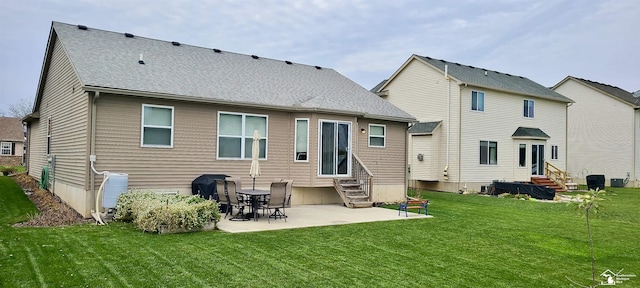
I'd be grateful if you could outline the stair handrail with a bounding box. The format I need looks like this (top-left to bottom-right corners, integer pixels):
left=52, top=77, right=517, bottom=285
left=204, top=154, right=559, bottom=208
left=544, top=161, right=567, bottom=190
left=351, top=154, right=373, bottom=200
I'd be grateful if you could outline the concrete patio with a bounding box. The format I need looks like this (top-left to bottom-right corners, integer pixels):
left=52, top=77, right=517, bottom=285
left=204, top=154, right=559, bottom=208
left=215, top=204, right=433, bottom=233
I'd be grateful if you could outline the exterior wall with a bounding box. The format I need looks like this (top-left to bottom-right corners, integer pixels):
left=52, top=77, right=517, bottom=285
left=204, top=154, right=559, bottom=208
left=459, top=85, right=567, bottom=184
left=383, top=58, right=459, bottom=188
left=554, top=79, right=636, bottom=186
left=27, top=37, right=90, bottom=215
left=94, top=94, right=408, bottom=206
left=0, top=141, right=23, bottom=166
left=409, top=132, right=441, bottom=181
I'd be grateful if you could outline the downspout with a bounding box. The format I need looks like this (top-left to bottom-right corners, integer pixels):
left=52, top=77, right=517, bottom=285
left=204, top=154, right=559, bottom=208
left=444, top=65, right=450, bottom=180
left=458, top=83, right=465, bottom=192
left=90, top=92, right=98, bottom=220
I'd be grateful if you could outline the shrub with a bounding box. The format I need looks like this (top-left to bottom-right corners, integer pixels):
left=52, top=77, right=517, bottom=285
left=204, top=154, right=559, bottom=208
left=1, top=167, right=16, bottom=176
left=114, top=191, right=220, bottom=233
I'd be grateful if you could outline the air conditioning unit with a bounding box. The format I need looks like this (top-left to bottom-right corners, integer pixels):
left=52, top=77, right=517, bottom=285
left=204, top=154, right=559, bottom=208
left=610, top=178, right=624, bottom=188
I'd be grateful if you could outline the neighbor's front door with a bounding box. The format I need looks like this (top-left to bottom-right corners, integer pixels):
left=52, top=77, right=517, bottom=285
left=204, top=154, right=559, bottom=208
left=531, top=144, right=545, bottom=175
left=319, top=120, right=351, bottom=176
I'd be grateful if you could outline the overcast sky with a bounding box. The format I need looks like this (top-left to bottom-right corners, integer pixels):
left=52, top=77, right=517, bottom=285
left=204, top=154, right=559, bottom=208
left=0, top=0, right=638, bottom=116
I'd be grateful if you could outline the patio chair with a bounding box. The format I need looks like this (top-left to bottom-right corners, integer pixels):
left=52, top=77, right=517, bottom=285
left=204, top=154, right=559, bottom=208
left=226, top=178, right=249, bottom=221
left=215, top=179, right=232, bottom=219
left=264, top=181, right=288, bottom=223
left=284, top=179, right=294, bottom=208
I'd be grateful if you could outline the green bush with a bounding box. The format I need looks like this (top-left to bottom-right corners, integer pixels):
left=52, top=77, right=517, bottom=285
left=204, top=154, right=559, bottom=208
left=1, top=167, right=17, bottom=176
left=114, top=191, right=220, bottom=233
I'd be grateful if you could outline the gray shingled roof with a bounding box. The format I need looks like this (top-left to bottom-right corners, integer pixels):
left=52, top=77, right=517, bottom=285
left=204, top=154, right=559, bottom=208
left=50, top=22, right=414, bottom=122
left=0, top=117, right=24, bottom=141
left=408, top=121, right=441, bottom=135
left=570, top=77, right=639, bottom=107
left=511, top=127, right=550, bottom=139
left=416, top=55, right=573, bottom=103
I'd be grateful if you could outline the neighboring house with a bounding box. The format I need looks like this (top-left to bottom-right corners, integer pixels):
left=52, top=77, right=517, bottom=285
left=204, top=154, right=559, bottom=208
left=0, top=116, right=24, bottom=167
left=552, top=76, right=639, bottom=187
left=373, top=55, right=574, bottom=193
left=23, top=22, right=415, bottom=217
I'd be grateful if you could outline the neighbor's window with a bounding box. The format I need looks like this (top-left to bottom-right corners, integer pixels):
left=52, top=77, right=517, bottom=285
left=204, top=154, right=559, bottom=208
left=472, top=91, right=485, bottom=111
left=518, top=144, right=526, bottom=167
left=480, top=140, right=497, bottom=165
left=46, top=117, right=51, bottom=154
left=218, top=112, right=267, bottom=159
left=524, top=99, right=534, bottom=118
left=368, top=124, right=386, bottom=147
left=1, top=142, right=11, bottom=155
left=141, top=104, right=174, bottom=147
left=551, top=145, right=558, bottom=160
left=295, top=118, right=309, bottom=161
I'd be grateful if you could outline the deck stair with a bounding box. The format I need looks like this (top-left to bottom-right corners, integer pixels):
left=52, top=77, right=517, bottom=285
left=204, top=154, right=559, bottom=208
left=531, top=176, right=566, bottom=192
left=334, top=178, right=373, bottom=208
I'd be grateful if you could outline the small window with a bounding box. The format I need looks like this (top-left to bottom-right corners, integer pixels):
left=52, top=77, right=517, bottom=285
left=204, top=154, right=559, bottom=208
left=141, top=104, right=174, bottom=147
left=480, top=140, right=497, bottom=165
left=1, top=142, right=11, bottom=155
left=472, top=91, right=485, bottom=112
left=368, top=124, right=386, bottom=147
left=46, top=117, right=51, bottom=154
left=518, top=144, right=526, bottom=167
left=524, top=100, right=534, bottom=118
left=295, top=119, right=309, bottom=161
left=218, top=112, right=267, bottom=159
left=551, top=145, right=558, bottom=160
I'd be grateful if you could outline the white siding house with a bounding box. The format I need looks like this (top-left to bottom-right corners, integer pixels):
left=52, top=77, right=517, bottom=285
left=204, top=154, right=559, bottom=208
left=374, top=55, right=574, bottom=193
left=552, top=76, right=639, bottom=187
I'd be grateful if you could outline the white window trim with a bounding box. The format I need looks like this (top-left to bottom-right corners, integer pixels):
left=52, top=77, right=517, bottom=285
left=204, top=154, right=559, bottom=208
left=368, top=124, right=386, bottom=148
left=46, top=116, right=51, bottom=155
left=294, top=118, right=309, bottom=162
left=479, top=140, right=498, bottom=166
left=1, top=142, right=11, bottom=155
left=317, top=119, right=352, bottom=177
left=524, top=99, right=535, bottom=119
left=141, top=104, right=174, bottom=148
left=216, top=111, right=268, bottom=160
left=518, top=143, right=526, bottom=168
left=471, top=90, right=485, bottom=112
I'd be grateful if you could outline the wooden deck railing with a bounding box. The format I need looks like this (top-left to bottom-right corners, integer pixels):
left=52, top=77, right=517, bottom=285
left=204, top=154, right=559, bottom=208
left=545, top=161, right=567, bottom=190
left=351, top=154, right=373, bottom=199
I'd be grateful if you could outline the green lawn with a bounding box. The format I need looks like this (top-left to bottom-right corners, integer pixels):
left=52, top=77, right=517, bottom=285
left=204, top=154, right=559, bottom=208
left=1, top=175, right=638, bottom=287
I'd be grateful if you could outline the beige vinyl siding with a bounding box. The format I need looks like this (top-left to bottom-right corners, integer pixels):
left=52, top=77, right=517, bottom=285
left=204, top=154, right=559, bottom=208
left=384, top=58, right=460, bottom=183
left=555, top=79, right=635, bottom=182
left=94, top=94, right=294, bottom=191
left=409, top=128, right=442, bottom=181
left=28, top=37, right=88, bottom=188
left=356, top=119, right=407, bottom=185
left=459, top=85, right=567, bottom=182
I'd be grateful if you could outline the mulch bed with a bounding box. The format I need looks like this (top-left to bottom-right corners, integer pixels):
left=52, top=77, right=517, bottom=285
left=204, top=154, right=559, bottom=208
left=11, top=174, right=92, bottom=227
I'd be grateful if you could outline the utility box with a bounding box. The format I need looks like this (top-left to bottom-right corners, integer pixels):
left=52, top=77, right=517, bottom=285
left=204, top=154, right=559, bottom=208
left=610, top=178, right=624, bottom=187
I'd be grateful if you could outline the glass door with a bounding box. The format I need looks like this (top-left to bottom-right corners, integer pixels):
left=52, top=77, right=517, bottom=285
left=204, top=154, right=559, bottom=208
left=319, top=121, right=351, bottom=176
left=531, top=144, right=545, bottom=175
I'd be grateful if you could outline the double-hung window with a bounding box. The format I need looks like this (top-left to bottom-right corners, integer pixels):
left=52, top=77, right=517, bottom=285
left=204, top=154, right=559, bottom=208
left=218, top=112, right=267, bottom=159
left=368, top=124, right=385, bottom=147
left=524, top=99, right=534, bottom=118
left=1, top=142, right=11, bottom=155
left=46, top=117, right=51, bottom=154
left=551, top=145, right=558, bottom=160
left=518, top=144, right=526, bottom=167
left=295, top=118, right=309, bottom=161
left=479, top=140, right=497, bottom=165
left=472, top=91, right=485, bottom=111
left=141, top=104, right=174, bottom=147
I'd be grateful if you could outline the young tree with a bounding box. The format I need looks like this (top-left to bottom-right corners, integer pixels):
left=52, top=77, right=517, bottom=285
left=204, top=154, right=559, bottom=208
left=567, top=188, right=606, bottom=287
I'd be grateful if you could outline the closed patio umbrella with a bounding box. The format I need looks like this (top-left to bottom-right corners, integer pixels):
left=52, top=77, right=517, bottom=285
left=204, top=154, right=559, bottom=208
left=250, top=130, right=261, bottom=190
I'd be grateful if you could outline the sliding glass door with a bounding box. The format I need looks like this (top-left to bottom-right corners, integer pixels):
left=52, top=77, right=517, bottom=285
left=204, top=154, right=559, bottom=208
left=319, top=120, right=351, bottom=176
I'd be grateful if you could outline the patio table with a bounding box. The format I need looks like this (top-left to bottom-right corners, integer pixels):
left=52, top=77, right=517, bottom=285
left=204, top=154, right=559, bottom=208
left=238, top=189, right=269, bottom=221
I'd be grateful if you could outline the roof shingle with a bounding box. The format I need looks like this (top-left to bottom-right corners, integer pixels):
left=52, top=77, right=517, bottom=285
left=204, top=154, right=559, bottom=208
left=0, top=117, right=24, bottom=141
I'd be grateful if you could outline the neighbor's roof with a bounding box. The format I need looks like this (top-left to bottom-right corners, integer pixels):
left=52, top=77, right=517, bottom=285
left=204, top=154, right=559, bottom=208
left=408, top=121, right=442, bottom=135
left=511, top=127, right=550, bottom=139
left=0, top=117, right=24, bottom=141
left=43, top=22, right=414, bottom=122
left=557, top=76, right=639, bottom=107
left=377, top=54, right=574, bottom=103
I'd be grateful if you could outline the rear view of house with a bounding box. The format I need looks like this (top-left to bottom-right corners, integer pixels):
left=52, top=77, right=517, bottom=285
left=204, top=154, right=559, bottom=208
left=552, top=76, right=639, bottom=187
left=373, top=55, right=574, bottom=193
left=0, top=117, right=24, bottom=167
left=23, top=22, right=414, bottom=217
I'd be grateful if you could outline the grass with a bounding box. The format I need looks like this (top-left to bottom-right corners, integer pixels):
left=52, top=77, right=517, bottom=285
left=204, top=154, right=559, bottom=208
left=0, top=165, right=26, bottom=175
left=1, top=176, right=639, bottom=287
